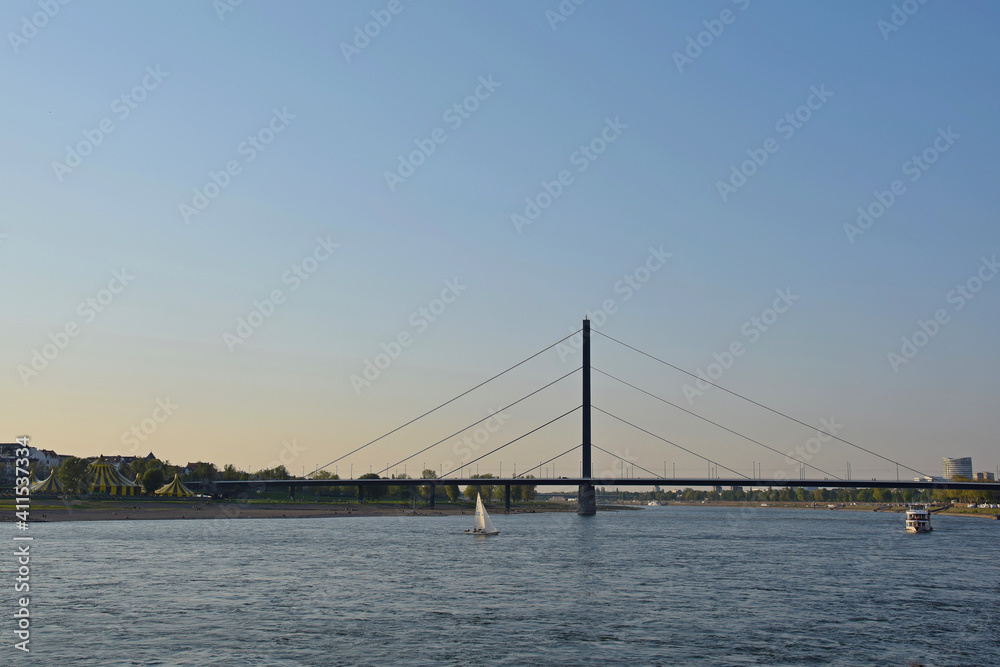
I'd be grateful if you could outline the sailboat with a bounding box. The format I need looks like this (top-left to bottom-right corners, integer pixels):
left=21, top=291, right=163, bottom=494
left=465, top=493, right=499, bottom=535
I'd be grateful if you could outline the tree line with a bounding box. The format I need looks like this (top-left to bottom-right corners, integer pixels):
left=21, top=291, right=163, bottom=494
left=609, top=482, right=998, bottom=505
left=50, top=459, right=539, bottom=502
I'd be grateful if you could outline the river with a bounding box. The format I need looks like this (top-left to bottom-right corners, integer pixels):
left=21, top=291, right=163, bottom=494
left=19, top=506, right=1000, bottom=665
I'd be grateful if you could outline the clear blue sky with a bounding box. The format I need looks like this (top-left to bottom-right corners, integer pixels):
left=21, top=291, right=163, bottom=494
left=3, top=0, right=998, bottom=482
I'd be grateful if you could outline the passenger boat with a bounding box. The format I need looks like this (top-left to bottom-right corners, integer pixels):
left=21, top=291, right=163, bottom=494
left=647, top=500, right=661, bottom=506
left=905, top=504, right=932, bottom=533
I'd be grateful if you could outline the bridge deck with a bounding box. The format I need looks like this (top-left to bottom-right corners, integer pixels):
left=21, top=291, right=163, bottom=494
left=189, top=477, right=999, bottom=491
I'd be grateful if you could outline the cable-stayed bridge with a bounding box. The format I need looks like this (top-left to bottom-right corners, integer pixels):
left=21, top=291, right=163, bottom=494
left=199, top=319, right=996, bottom=512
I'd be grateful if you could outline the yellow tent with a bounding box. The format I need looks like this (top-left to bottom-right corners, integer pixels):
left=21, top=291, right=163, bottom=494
left=87, top=457, right=141, bottom=496
left=30, top=471, right=63, bottom=494
left=155, top=474, right=195, bottom=497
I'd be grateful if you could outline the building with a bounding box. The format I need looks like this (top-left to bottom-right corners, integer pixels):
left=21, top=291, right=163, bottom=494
left=942, top=457, right=973, bottom=480
left=30, top=447, right=65, bottom=473
left=973, top=472, right=995, bottom=482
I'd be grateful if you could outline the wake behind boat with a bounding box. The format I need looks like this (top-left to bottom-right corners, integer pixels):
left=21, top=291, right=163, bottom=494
left=465, top=493, right=499, bottom=535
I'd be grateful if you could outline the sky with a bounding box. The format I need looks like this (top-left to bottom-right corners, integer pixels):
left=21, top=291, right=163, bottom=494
left=2, top=0, right=999, bottom=485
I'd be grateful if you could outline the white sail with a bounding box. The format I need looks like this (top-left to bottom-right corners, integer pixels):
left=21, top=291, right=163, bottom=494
left=473, top=494, right=499, bottom=534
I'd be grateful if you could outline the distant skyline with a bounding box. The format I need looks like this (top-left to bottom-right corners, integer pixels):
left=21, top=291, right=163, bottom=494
left=3, top=1, right=999, bottom=482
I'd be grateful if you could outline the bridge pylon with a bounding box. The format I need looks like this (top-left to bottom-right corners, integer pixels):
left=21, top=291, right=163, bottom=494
left=578, top=318, right=596, bottom=515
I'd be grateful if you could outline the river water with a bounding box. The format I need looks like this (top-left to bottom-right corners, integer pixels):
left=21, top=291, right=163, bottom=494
left=16, top=506, right=1000, bottom=665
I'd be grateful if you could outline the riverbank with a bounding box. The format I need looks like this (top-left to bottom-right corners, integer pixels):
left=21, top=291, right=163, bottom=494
left=0, top=499, right=579, bottom=522
left=3, top=498, right=996, bottom=522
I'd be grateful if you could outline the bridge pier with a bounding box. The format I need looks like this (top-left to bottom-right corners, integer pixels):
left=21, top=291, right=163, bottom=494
left=358, top=484, right=363, bottom=502
left=505, top=485, right=511, bottom=513
left=577, top=318, right=597, bottom=516
left=578, top=483, right=596, bottom=515
left=429, top=484, right=435, bottom=508
left=289, top=484, right=295, bottom=501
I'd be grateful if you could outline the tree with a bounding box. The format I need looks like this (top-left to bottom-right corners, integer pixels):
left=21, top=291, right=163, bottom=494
left=58, top=457, right=90, bottom=494
left=420, top=469, right=438, bottom=499
left=359, top=472, right=384, bottom=500
left=464, top=474, right=495, bottom=502
left=130, top=458, right=149, bottom=479
left=520, top=475, right=537, bottom=502
left=389, top=473, right=411, bottom=500
left=142, top=467, right=165, bottom=494
left=307, top=469, right=339, bottom=496
left=221, top=464, right=242, bottom=481
left=255, top=465, right=289, bottom=480
left=491, top=484, right=506, bottom=503
left=476, top=474, right=495, bottom=502
left=445, top=484, right=461, bottom=502
left=193, top=462, right=217, bottom=482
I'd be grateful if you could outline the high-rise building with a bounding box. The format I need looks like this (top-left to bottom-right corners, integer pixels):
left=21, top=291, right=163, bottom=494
left=942, top=457, right=973, bottom=480
left=973, top=472, right=995, bottom=482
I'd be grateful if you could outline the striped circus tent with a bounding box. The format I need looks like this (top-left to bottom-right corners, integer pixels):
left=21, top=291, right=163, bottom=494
left=155, top=474, right=194, bottom=497
left=87, top=457, right=141, bottom=496
left=30, top=471, right=63, bottom=494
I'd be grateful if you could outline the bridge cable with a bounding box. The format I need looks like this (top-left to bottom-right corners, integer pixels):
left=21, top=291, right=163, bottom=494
left=593, top=330, right=931, bottom=478
left=308, top=329, right=582, bottom=477
left=376, top=367, right=581, bottom=477
left=513, top=444, right=581, bottom=479
left=593, top=405, right=750, bottom=479
left=591, top=443, right=664, bottom=479
left=439, top=406, right=582, bottom=478
left=593, top=367, right=843, bottom=480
